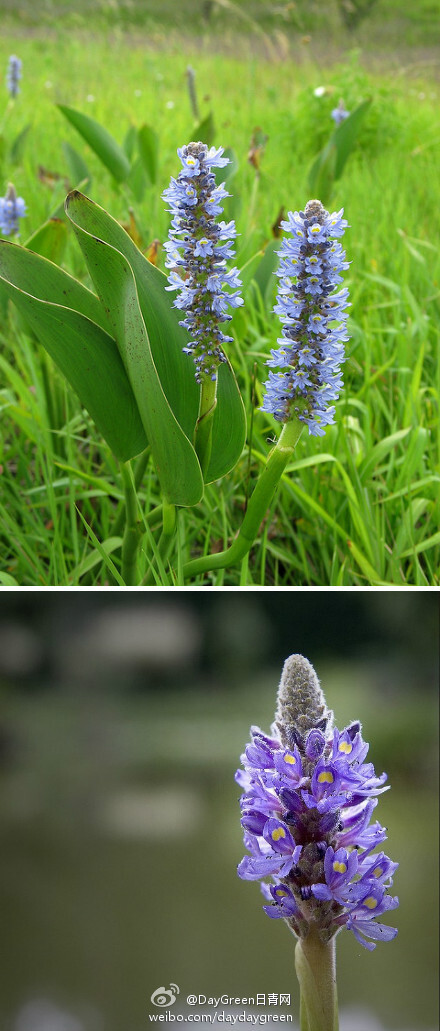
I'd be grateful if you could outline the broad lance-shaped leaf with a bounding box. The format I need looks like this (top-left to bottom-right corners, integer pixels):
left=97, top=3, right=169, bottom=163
left=66, top=190, right=199, bottom=440
left=65, top=194, right=204, bottom=507
left=57, top=104, right=131, bottom=183
left=0, top=241, right=147, bottom=462
left=65, top=191, right=245, bottom=483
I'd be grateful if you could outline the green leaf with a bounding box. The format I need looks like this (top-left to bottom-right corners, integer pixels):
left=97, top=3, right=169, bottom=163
left=62, top=140, right=91, bottom=188
left=126, top=156, right=147, bottom=202
left=57, top=104, right=130, bottom=182
left=65, top=192, right=204, bottom=507
left=308, top=141, right=337, bottom=205
left=0, top=241, right=148, bottom=462
left=75, top=508, right=125, bottom=585
left=65, top=190, right=200, bottom=442
left=0, top=572, right=19, bottom=585
left=69, top=535, right=123, bottom=582
left=24, top=218, right=69, bottom=266
left=358, top=426, right=412, bottom=483
left=9, top=123, right=31, bottom=165
left=193, top=111, right=215, bottom=146
left=332, top=97, right=372, bottom=179
left=123, top=124, right=137, bottom=161
left=250, top=238, right=278, bottom=308
left=137, top=124, right=159, bottom=184
left=0, top=238, right=107, bottom=328
left=206, top=360, right=246, bottom=482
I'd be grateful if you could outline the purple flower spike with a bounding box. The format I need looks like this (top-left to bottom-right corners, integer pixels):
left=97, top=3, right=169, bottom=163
left=6, top=55, right=22, bottom=98
left=262, top=199, right=350, bottom=436
left=0, top=183, right=26, bottom=236
left=163, top=142, right=243, bottom=384
left=236, top=653, right=399, bottom=950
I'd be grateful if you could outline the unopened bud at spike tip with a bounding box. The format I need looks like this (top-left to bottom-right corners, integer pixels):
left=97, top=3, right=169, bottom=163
left=272, top=654, right=333, bottom=746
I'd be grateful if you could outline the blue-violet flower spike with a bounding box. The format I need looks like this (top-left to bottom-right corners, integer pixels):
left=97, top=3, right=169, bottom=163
left=236, top=654, right=399, bottom=951
left=162, top=141, right=243, bottom=383
left=6, top=55, right=22, bottom=98
left=0, top=183, right=26, bottom=236
left=262, top=199, right=350, bottom=436
left=331, top=100, right=350, bottom=126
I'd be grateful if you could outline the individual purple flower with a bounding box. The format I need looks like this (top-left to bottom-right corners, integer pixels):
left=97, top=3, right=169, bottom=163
left=262, top=199, right=350, bottom=436
left=162, top=142, right=243, bottom=383
left=236, top=653, right=398, bottom=950
left=262, top=882, right=301, bottom=920
left=0, top=183, right=26, bottom=236
left=6, top=55, right=22, bottom=98
left=331, top=99, right=350, bottom=126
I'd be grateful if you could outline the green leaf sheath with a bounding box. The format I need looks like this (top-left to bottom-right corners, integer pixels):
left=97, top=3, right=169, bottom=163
left=194, top=375, right=218, bottom=478
left=295, top=930, right=339, bottom=1031
left=120, top=461, right=142, bottom=586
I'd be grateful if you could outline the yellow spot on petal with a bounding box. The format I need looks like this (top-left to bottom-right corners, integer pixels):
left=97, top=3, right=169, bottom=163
left=284, top=754, right=297, bottom=765
left=339, top=741, right=352, bottom=754
left=373, top=867, right=383, bottom=878
left=364, top=896, right=378, bottom=910
left=333, top=861, right=347, bottom=874
left=318, top=771, right=334, bottom=784
left=311, top=225, right=321, bottom=233
left=274, top=888, right=288, bottom=897
left=271, top=827, right=286, bottom=842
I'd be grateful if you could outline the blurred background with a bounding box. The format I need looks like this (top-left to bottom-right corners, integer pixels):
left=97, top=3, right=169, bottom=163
left=0, top=591, right=438, bottom=1031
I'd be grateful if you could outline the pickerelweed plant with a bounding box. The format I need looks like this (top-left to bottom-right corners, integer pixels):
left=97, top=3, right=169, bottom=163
left=236, top=655, right=399, bottom=1031
left=0, top=139, right=351, bottom=585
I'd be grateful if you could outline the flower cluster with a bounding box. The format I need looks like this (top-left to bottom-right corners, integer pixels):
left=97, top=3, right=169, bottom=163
left=0, top=183, right=26, bottom=236
left=261, top=199, right=350, bottom=436
left=163, top=142, right=243, bottom=383
left=6, top=55, right=22, bottom=98
left=236, top=657, right=398, bottom=951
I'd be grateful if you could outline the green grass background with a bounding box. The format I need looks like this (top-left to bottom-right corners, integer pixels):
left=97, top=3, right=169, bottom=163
left=0, top=1, right=439, bottom=585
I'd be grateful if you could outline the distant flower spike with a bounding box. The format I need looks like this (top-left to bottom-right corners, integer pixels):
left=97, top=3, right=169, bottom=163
left=262, top=200, right=350, bottom=436
left=6, top=55, right=22, bottom=98
left=236, top=654, right=399, bottom=952
left=163, top=142, right=243, bottom=383
left=0, top=183, right=26, bottom=236
left=331, top=99, right=350, bottom=126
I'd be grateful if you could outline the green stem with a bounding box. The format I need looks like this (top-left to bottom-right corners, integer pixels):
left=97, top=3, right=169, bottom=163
left=194, top=374, right=217, bottom=477
left=183, top=418, right=304, bottom=579
left=120, top=460, right=142, bottom=585
left=295, top=929, right=339, bottom=1031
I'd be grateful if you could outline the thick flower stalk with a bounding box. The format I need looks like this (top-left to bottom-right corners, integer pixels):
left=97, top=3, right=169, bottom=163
left=6, top=55, right=22, bottom=98
left=0, top=183, right=26, bottom=236
left=236, top=655, right=398, bottom=1031
left=262, top=200, right=350, bottom=437
left=163, top=142, right=243, bottom=472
